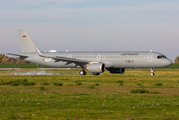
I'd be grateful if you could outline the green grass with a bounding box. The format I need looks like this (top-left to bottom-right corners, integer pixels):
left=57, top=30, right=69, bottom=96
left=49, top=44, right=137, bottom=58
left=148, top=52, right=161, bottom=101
left=39, top=86, right=47, bottom=91
left=0, top=69, right=179, bottom=119
left=95, top=83, right=99, bottom=86
left=89, top=84, right=95, bottom=89
left=149, top=91, right=160, bottom=94
left=75, top=81, right=82, bottom=86
left=41, top=82, right=50, bottom=85
left=117, top=80, right=124, bottom=86
left=53, top=82, right=63, bottom=86
left=155, top=83, right=163, bottom=86
left=0, top=63, right=50, bottom=68
left=0, top=79, right=36, bottom=86
left=130, top=89, right=149, bottom=93
left=160, top=63, right=179, bottom=69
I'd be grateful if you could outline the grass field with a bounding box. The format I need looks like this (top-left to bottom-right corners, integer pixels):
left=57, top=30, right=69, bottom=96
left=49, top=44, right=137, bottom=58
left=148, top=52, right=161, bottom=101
left=0, top=63, right=50, bottom=68
left=0, top=69, right=179, bottom=119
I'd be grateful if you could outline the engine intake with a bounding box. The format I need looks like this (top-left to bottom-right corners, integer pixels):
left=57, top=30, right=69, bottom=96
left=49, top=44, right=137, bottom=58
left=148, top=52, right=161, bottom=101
left=87, top=63, right=105, bottom=73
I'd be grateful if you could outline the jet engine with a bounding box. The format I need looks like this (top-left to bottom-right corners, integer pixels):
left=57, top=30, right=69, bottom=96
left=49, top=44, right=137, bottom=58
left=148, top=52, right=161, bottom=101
left=87, top=63, right=105, bottom=73
left=107, top=68, right=125, bottom=73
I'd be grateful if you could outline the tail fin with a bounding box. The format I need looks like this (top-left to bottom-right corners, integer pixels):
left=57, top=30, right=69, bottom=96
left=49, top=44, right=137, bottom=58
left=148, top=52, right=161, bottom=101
left=18, top=30, right=36, bottom=53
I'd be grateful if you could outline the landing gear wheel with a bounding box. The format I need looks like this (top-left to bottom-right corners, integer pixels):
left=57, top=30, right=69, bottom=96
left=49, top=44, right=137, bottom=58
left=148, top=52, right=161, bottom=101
left=93, top=73, right=100, bottom=75
left=151, top=73, right=155, bottom=76
left=79, top=70, right=86, bottom=75
left=150, top=68, right=155, bottom=76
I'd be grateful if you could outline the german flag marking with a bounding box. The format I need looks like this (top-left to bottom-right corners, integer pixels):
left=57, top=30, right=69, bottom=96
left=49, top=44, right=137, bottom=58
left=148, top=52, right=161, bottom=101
left=23, top=36, right=26, bottom=39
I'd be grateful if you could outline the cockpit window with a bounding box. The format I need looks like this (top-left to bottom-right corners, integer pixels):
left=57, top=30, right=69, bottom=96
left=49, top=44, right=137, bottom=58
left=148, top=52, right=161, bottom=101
left=157, top=55, right=167, bottom=59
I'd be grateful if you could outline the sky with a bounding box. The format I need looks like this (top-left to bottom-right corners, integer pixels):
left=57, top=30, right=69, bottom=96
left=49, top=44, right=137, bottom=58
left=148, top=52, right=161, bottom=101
left=0, top=0, right=179, bottom=61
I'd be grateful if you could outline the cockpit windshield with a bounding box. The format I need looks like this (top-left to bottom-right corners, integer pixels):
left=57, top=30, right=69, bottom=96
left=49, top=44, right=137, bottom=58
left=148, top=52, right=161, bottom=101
left=157, top=55, right=167, bottom=59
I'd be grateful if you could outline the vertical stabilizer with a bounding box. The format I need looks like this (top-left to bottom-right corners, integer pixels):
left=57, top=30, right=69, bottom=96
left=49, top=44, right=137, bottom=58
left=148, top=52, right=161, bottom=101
left=18, top=30, right=36, bottom=53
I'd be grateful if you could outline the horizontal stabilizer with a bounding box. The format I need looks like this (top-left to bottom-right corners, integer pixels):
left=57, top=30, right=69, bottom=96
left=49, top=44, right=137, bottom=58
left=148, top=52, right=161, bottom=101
left=7, top=53, right=28, bottom=57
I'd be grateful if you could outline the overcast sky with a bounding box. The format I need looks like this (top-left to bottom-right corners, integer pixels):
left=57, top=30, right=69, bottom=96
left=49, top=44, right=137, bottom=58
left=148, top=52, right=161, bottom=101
left=0, top=0, right=179, bottom=61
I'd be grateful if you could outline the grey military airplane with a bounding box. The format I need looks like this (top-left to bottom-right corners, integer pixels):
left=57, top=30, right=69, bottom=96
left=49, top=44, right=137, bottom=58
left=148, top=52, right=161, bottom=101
left=8, top=30, right=172, bottom=76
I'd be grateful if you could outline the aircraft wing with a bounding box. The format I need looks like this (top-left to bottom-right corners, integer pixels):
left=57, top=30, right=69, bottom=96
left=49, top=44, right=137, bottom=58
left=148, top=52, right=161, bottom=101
left=44, top=56, right=90, bottom=65
left=34, top=47, right=90, bottom=66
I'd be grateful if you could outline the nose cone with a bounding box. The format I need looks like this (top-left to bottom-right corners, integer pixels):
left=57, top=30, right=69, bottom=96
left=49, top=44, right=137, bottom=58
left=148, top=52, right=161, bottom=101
left=165, top=59, right=173, bottom=67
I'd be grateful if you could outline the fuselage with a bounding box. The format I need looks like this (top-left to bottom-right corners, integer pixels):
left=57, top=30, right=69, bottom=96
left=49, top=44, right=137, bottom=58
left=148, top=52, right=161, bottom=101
left=21, top=51, right=172, bottom=69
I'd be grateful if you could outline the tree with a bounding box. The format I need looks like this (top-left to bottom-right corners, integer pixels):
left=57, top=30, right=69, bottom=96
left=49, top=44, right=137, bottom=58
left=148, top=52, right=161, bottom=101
left=0, top=54, right=30, bottom=63
left=0, top=54, right=5, bottom=63
left=1, top=56, right=15, bottom=63
left=174, top=56, right=179, bottom=63
left=16, top=59, right=28, bottom=63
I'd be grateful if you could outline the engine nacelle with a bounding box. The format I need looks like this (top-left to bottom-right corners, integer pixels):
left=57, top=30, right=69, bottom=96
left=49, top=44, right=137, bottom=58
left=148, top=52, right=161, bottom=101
left=107, top=68, right=125, bottom=74
left=87, top=63, right=105, bottom=73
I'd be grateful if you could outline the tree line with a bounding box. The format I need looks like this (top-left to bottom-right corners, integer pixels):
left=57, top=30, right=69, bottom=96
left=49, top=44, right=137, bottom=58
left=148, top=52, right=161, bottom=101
left=0, top=54, right=28, bottom=63
left=174, top=56, right=179, bottom=63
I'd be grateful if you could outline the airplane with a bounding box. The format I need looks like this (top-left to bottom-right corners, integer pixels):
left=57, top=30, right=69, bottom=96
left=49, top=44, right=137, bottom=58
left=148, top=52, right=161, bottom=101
left=8, top=30, right=172, bottom=76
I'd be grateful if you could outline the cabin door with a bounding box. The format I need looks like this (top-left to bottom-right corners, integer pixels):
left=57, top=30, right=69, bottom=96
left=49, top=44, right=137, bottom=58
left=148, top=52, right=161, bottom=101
left=147, top=53, right=153, bottom=62
left=68, top=54, right=72, bottom=58
left=35, top=53, right=39, bottom=61
left=97, top=55, right=101, bottom=61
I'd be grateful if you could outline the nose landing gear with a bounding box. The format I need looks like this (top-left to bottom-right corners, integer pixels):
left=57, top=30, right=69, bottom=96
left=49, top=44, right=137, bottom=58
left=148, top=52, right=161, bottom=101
left=150, top=68, right=155, bottom=76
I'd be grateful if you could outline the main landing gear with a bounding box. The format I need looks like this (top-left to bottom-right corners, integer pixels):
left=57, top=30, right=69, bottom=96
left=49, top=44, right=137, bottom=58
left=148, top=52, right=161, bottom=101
left=93, top=73, right=100, bottom=75
left=150, top=68, right=155, bottom=76
left=79, top=66, right=86, bottom=75
left=79, top=70, right=86, bottom=75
